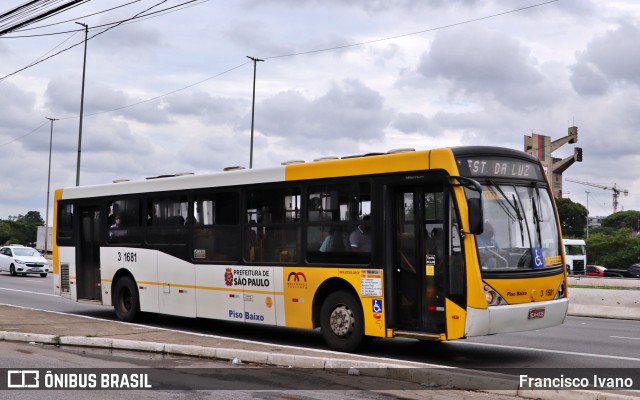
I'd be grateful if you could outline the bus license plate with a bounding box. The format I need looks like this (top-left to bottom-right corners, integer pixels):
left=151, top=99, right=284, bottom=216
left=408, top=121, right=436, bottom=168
left=528, top=308, right=545, bottom=319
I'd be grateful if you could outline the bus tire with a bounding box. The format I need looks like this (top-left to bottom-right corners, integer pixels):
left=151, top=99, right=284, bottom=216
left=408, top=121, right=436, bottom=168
left=320, top=290, right=367, bottom=352
left=113, top=276, right=140, bottom=322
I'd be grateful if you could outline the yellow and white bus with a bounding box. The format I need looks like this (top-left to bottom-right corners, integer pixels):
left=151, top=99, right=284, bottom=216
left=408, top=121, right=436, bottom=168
left=52, top=146, right=568, bottom=352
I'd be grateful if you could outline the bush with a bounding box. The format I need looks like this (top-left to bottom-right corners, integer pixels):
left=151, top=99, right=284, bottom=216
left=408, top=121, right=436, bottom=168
left=587, top=228, right=640, bottom=268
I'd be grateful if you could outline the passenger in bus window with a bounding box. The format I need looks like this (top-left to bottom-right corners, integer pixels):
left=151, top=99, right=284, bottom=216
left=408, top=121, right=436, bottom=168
left=349, top=216, right=371, bottom=253
left=110, top=214, right=122, bottom=229
left=320, top=227, right=349, bottom=252
left=108, top=203, right=120, bottom=226
left=108, top=213, right=126, bottom=240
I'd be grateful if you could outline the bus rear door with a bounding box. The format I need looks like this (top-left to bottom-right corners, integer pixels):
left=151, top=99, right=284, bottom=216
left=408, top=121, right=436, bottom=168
left=76, top=206, right=102, bottom=301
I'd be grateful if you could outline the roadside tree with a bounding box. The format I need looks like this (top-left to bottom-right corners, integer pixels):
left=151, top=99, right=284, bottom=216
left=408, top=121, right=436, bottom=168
left=587, top=228, right=640, bottom=268
left=555, top=197, right=587, bottom=238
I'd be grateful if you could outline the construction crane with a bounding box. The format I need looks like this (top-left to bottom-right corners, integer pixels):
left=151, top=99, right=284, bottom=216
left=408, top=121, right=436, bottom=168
left=565, top=178, right=629, bottom=214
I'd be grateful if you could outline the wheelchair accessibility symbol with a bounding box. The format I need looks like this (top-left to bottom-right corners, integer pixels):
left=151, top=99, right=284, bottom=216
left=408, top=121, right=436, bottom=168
left=532, top=247, right=544, bottom=269
left=372, top=299, right=383, bottom=313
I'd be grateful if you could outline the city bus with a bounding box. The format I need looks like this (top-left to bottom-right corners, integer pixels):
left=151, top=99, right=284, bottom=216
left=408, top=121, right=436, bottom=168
left=52, top=146, right=568, bottom=352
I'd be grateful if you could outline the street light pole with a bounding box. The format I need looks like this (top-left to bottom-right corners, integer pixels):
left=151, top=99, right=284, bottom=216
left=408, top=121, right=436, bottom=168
left=585, top=191, right=590, bottom=239
left=246, top=56, right=263, bottom=169
left=75, top=21, right=88, bottom=186
left=45, top=117, right=58, bottom=255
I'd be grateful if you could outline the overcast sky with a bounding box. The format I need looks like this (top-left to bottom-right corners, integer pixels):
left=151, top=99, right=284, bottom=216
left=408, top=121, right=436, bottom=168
left=1, top=0, right=639, bottom=223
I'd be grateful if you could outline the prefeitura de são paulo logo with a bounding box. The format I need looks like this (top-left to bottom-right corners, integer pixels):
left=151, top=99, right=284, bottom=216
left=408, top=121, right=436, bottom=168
left=225, top=267, right=233, bottom=286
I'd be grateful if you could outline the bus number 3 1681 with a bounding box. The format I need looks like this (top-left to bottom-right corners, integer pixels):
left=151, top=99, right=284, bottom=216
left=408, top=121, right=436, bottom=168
left=118, top=252, right=137, bottom=263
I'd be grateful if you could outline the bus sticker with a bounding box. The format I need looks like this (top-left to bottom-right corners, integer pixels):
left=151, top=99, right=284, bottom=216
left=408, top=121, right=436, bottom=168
left=361, top=269, right=382, bottom=296
left=532, top=248, right=544, bottom=269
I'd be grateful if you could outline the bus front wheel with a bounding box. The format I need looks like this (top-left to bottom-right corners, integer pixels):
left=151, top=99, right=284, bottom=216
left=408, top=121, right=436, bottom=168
left=113, top=276, right=140, bottom=322
left=320, top=290, right=367, bottom=352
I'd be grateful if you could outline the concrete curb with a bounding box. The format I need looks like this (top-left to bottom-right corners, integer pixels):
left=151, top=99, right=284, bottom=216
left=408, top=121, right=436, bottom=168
left=3, top=331, right=638, bottom=399
left=568, top=277, right=640, bottom=320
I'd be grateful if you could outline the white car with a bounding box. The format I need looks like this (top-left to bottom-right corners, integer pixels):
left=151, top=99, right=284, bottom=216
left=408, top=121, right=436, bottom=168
left=0, top=246, right=49, bottom=277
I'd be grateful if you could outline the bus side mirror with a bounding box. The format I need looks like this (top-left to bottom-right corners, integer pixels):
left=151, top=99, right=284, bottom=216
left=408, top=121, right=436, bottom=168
left=467, top=198, right=483, bottom=235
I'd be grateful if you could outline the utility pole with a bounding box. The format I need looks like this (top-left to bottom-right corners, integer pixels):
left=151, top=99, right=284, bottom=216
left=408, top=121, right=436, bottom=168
left=585, top=191, right=590, bottom=239
left=247, top=56, right=264, bottom=169
left=44, top=117, right=58, bottom=255
left=75, top=22, right=88, bottom=186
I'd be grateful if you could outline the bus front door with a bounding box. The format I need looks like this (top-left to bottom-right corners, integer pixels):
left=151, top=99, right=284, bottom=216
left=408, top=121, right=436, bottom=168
left=76, top=207, right=102, bottom=301
left=393, top=187, right=446, bottom=333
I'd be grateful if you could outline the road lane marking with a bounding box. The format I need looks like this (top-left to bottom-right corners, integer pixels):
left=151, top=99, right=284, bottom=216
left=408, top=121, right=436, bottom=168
left=0, top=287, right=57, bottom=297
left=610, top=336, right=640, bottom=340
left=456, top=341, right=640, bottom=362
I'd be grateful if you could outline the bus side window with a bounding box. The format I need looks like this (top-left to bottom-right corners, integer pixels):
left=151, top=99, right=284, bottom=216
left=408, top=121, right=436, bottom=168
left=57, top=203, right=75, bottom=245
left=244, top=187, right=300, bottom=263
left=146, top=196, right=187, bottom=245
left=192, top=192, right=241, bottom=262
left=306, top=181, right=371, bottom=264
left=107, top=199, right=142, bottom=243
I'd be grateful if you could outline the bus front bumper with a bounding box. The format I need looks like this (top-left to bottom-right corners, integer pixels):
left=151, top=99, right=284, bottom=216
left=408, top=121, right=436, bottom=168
left=465, top=298, right=568, bottom=337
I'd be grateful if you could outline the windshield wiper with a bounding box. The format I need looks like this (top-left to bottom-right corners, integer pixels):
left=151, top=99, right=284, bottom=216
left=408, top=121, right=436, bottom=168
left=511, top=193, right=525, bottom=246
left=531, top=196, right=542, bottom=246
left=489, top=180, right=518, bottom=221
left=489, top=180, right=525, bottom=247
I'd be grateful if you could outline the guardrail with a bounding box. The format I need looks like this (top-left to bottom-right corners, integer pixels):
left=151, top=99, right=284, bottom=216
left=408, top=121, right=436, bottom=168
left=567, top=276, right=640, bottom=320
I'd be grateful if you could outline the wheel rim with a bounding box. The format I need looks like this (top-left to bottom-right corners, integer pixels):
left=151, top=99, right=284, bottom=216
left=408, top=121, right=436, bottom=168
left=329, top=303, right=355, bottom=338
left=120, top=287, right=132, bottom=312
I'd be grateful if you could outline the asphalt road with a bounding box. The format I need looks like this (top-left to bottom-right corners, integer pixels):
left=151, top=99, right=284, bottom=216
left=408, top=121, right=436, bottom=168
left=1, top=273, right=639, bottom=371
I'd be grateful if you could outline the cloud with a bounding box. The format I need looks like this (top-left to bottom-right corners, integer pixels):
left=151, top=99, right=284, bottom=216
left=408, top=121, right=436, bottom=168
left=393, top=112, right=430, bottom=134
left=0, top=82, right=39, bottom=135
left=416, top=26, right=552, bottom=110
left=255, top=79, right=392, bottom=148
left=44, top=76, right=173, bottom=125
left=162, top=91, right=245, bottom=125
left=570, top=20, right=640, bottom=95
left=569, top=62, right=608, bottom=96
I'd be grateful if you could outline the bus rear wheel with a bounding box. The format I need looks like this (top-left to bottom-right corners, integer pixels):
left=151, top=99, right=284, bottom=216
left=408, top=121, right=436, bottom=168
left=113, top=276, right=140, bottom=322
left=320, top=290, right=367, bottom=352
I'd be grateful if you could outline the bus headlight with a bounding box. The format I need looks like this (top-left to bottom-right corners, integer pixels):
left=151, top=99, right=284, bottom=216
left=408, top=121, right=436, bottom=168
left=484, top=284, right=504, bottom=306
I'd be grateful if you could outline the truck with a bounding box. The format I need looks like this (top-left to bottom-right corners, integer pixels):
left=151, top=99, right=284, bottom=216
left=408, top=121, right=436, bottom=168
left=563, top=238, right=586, bottom=275
left=36, top=226, right=53, bottom=254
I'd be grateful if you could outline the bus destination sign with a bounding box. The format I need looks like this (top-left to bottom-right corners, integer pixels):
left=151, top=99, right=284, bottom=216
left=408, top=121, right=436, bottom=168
left=460, top=158, right=543, bottom=180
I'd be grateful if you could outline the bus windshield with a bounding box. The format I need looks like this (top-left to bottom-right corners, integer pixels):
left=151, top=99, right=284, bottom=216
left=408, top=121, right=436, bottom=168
left=477, top=182, right=561, bottom=271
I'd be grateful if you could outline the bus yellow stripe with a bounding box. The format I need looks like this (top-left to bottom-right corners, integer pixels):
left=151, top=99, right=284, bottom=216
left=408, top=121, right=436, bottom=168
left=284, top=150, right=430, bottom=181
left=102, top=279, right=283, bottom=296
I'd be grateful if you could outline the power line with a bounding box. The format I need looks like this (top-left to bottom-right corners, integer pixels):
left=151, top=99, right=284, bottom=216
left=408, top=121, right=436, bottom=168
left=263, top=0, right=559, bottom=60
left=52, top=0, right=562, bottom=119
left=0, top=0, right=90, bottom=36
left=0, top=121, right=48, bottom=146
left=0, top=0, right=169, bottom=82
left=0, top=0, right=206, bottom=39
left=0, top=60, right=251, bottom=146
left=10, top=0, right=143, bottom=32
left=1, top=0, right=559, bottom=145
left=59, top=60, right=251, bottom=120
